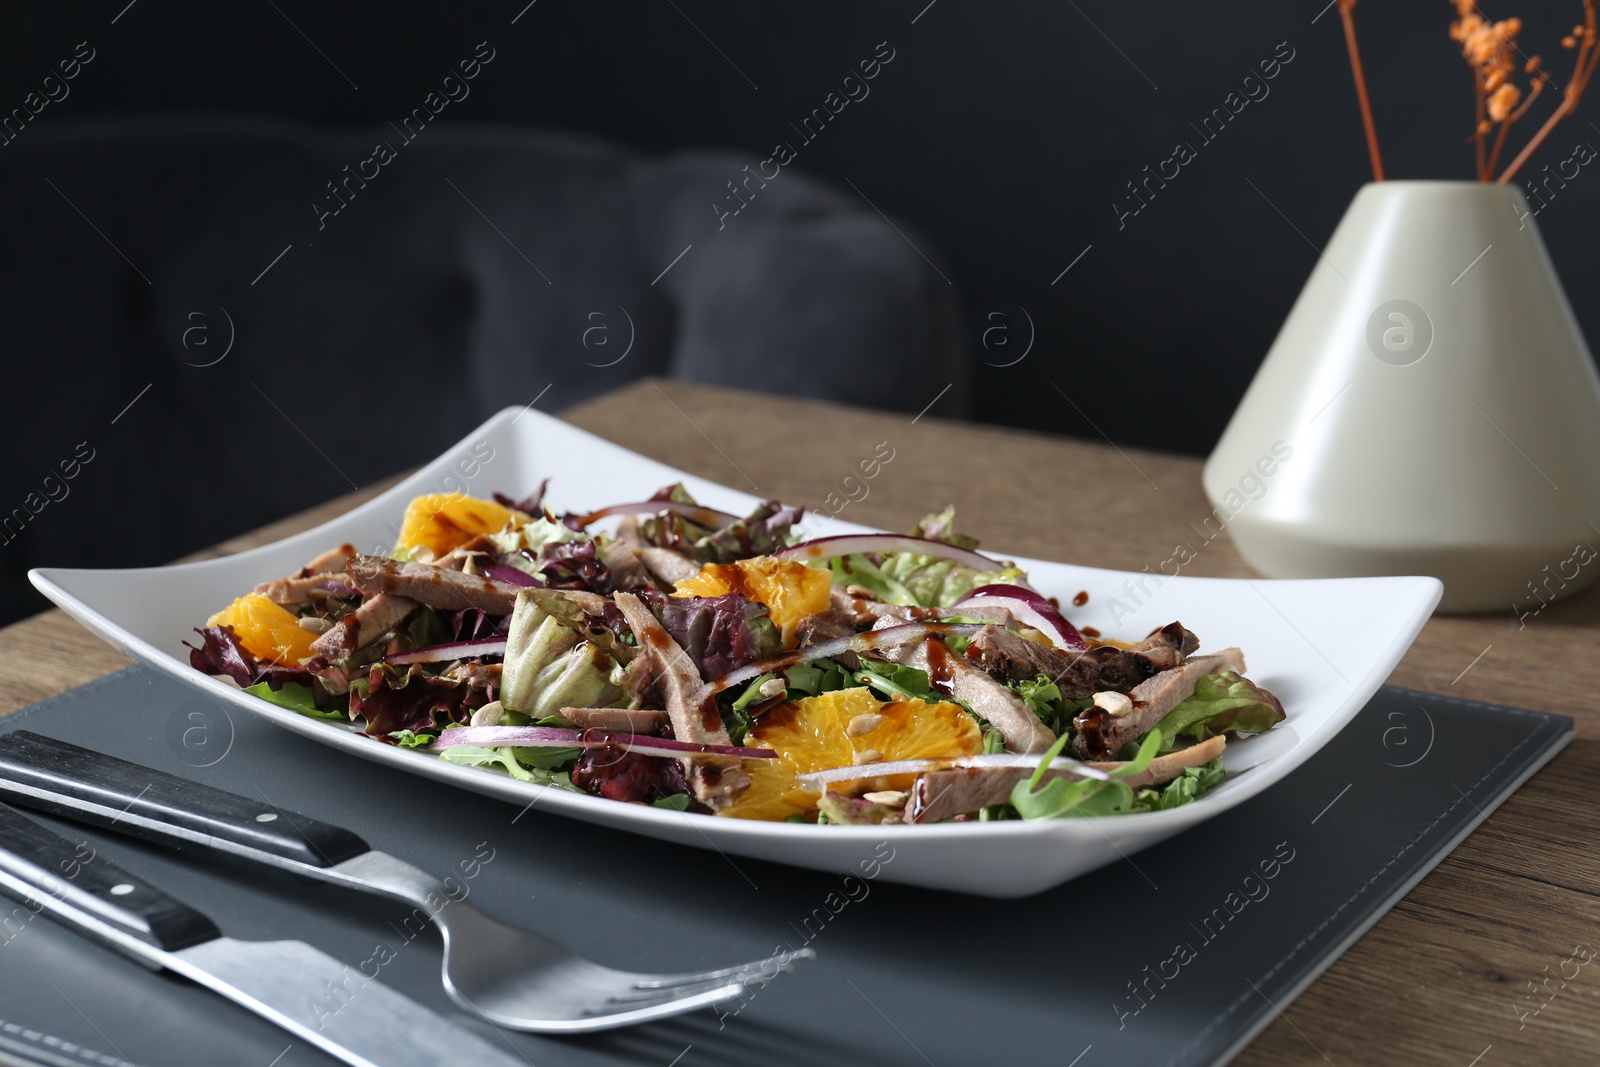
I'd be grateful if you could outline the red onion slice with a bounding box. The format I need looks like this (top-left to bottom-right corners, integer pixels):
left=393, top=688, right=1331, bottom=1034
left=703, top=621, right=988, bottom=696
left=774, top=533, right=1007, bottom=573
left=572, top=500, right=741, bottom=530
left=386, top=638, right=508, bottom=665
left=480, top=561, right=541, bottom=588
left=429, top=724, right=776, bottom=760
left=796, top=752, right=1110, bottom=789
left=954, top=585, right=1086, bottom=651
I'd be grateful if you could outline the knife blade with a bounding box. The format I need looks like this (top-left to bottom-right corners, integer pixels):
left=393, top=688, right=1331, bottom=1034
left=0, top=803, right=529, bottom=1067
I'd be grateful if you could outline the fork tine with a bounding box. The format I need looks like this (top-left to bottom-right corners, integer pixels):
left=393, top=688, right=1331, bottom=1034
left=606, top=976, right=758, bottom=1004
left=631, top=946, right=816, bottom=990
left=584, top=982, right=746, bottom=1017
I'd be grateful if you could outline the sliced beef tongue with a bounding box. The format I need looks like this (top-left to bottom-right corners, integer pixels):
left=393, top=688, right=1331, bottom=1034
left=829, top=587, right=1018, bottom=631
left=309, top=592, right=418, bottom=658
left=612, top=591, right=750, bottom=805
left=907, top=734, right=1228, bottom=823
left=560, top=707, right=671, bottom=733
left=964, top=621, right=1198, bottom=696
left=348, top=555, right=524, bottom=615
left=832, top=588, right=937, bottom=628
left=636, top=546, right=700, bottom=587
left=599, top=539, right=657, bottom=592
left=301, top=543, right=358, bottom=575
left=1071, top=647, right=1246, bottom=760
left=254, top=572, right=353, bottom=607
left=879, top=637, right=1056, bottom=754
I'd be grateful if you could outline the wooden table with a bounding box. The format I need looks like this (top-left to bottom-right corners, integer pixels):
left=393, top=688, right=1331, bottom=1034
left=2, top=379, right=1594, bottom=1066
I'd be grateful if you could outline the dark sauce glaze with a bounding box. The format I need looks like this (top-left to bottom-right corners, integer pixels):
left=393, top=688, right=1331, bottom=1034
left=921, top=635, right=957, bottom=689
left=1072, top=590, right=1089, bottom=607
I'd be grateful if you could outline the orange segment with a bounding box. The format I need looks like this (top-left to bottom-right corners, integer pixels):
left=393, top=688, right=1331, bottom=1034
left=673, top=556, right=831, bottom=647
left=847, top=699, right=983, bottom=792
left=718, top=687, right=982, bottom=820
left=394, top=493, right=528, bottom=558
left=206, top=593, right=318, bottom=667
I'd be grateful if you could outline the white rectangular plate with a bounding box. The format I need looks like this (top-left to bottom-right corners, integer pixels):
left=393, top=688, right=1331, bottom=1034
left=30, top=407, right=1441, bottom=897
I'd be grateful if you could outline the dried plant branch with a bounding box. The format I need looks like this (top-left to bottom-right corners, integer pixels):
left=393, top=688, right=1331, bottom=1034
left=1339, top=0, right=1386, bottom=181
left=1476, top=80, right=1489, bottom=179
left=1494, top=0, right=1597, bottom=183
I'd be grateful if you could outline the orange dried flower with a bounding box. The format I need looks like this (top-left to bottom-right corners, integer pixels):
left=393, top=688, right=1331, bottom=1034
left=1488, top=81, right=1523, bottom=119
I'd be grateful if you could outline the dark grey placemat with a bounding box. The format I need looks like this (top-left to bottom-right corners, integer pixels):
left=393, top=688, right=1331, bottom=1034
left=0, top=670, right=1573, bottom=1067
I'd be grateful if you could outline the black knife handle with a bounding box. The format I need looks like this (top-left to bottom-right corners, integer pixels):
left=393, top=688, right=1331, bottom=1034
left=0, top=802, right=220, bottom=953
left=0, top=732, right=370, bottom=869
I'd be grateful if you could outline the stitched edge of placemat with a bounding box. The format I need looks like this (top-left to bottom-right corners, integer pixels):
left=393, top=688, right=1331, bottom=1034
left=1164, top=686, right=1575, bottom=1067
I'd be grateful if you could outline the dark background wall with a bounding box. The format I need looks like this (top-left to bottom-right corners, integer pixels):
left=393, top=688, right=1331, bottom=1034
left=3, top=0, right=1598, bottom=621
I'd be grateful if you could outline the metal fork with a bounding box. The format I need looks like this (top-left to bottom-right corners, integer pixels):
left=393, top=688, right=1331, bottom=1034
left=0, top=730, right=810, bottom=1033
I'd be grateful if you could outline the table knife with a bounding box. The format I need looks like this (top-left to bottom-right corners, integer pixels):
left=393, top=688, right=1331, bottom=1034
left=0, top=802, right=528, bottom=1067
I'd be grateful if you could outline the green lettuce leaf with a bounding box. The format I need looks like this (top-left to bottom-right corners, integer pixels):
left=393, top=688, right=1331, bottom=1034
left=500, top=593, right=625, bottom=717
left=1150, top=671, right=1285, bottom=753
left=907, top=505, right=980, bottom=549
left=878, top=553, right=1027, bottom=608
left=243, top=681, right=346, bottom=722
left=486, top=517, right=587, bottom=560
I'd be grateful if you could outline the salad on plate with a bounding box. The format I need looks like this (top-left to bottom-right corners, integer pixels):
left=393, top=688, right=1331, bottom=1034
left=188, top=484, right=1285, bottom=825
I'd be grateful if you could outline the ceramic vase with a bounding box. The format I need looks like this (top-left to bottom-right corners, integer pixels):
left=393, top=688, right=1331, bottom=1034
left=1205, top=180, right=1600, bottom=613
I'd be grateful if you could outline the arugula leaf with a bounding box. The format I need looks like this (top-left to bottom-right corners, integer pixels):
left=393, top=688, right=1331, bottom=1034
left=243, top=681, right=346, bottom=722
left=723, top=707, right=753, bottom=747
left=1009, top=729, right=1163, bottom=820
left=1132, top=756, right=1226, bottom=811
left=854, top=661, right=939, bottom=702
left=388, top=730, right=435, bottom=748
left=730, top=673, right=779, bottom=711
left=784, top=658, right=854, bottom=697
left=509, top=745, right=582, bottom=771
left=653, top=794, right=692, bottom=811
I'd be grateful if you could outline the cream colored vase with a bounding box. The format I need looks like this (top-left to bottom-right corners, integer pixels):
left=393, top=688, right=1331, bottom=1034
left=1205, top=180, right=1600, bottom=613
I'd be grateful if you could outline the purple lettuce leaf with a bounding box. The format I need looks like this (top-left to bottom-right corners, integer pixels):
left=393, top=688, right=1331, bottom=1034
left=640, top=590, right=781, bottom=680
left=350, top=665, right=470, bottom=739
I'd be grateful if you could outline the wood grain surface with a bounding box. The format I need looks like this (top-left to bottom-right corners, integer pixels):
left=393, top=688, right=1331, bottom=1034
left=2, top=378, right=1593, bottom=1066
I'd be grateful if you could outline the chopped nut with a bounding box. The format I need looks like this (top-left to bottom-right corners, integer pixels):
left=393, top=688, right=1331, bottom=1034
left=296, top=616, right=334, bottom=634
left=853, top=749, right=884, bottom=765
left=847, top=713, right=884, bottom=737
left=1093, top=691, right=1134, bottom=718
left=470, top=700, right=504, bottom=727
left=862, top=790, right=907, bottom=807
left=758, top=677, right=787, bottom=699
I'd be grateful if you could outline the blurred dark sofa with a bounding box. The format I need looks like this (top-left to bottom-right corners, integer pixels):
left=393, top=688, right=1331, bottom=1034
left=0, top=117, right=964, bottom=627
